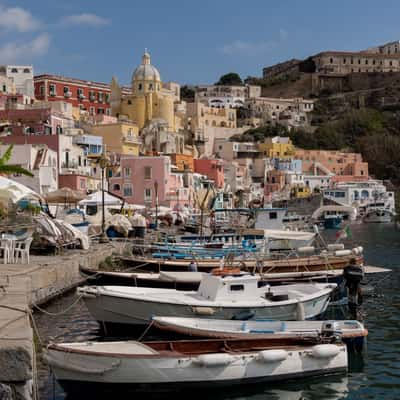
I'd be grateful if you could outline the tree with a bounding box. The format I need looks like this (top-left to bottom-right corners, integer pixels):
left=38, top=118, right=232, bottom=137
left=216, top=72, right=243, bottom=86
left=0, top=145, right=34, bottom=177
left=180, top=85, right=195, bottom=101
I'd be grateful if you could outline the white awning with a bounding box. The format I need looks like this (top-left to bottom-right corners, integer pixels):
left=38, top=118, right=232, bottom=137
left=263, top=229, right=315, bottom=241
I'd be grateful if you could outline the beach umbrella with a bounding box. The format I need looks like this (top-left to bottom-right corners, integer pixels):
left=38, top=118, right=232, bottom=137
left=44, top=187, right=87, bottom=204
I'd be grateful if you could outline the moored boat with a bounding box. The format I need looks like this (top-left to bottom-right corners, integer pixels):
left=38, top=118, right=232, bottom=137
left=45, top=338, right=348, bottom=394
left=78, top=273, right=336, bottom=326
left=152, top=317, right=368, bottom=352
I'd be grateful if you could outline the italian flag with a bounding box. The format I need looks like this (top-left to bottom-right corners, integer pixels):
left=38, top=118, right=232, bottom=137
left=336, top=225, right=352, bottom=239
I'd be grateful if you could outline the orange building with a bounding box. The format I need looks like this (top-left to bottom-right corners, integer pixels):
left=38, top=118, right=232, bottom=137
left=194, top=159, right=224, bottom=188
left=169, top=154, right=194, bottom=172
left=295, top=149, right=368, bottom=178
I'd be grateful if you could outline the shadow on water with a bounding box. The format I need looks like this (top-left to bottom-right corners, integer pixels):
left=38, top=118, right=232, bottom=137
left=36, top=224, right=400, bottom=400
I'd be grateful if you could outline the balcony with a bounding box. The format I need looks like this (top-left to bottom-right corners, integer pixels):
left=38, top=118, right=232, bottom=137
left=89, top=95, right=96, bottom=101
left=49, top=92, right=56, bottom=97
left=78, top=93, right=86, bottom=100
left=64, top=91, right=72, bottom=98
left=123, top=135, right=141, bottom=145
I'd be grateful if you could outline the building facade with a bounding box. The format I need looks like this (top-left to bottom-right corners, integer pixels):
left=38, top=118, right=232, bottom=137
left=194, top=159, right=224, bottom=188
left=0, top=65, right=34, bottom=97
left=34, top=74, right=120, bottom=115
left=195, top=84, right=261, bottom=108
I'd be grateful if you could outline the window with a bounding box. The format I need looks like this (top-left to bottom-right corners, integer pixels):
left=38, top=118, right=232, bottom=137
left=269, top=212, right=277, bottom=219
left=98, top=92, right=104, bottom=102
left=123, top=184, right=133, bottom=197
left=373, top=60, right=376, bottom=65
left=113, top=184, right=121, bottom=191
left=144, top=166, right=152, bottom=180
left=77, top=88, right=84, bottom=98
left=334, top=192, right=346, bottom=198
left=127, top=128, right=133, bottom=137
left=89, top=106, right=95, bottom=115
left=124, top=167, right=131, bottom=177
left=49, top=84, right=56, bottom=96
left=229, top=284, right=244, bottom=292
left=11, top=68, right=18, bottom=73
left=343, top=58, right=346, bottom=64
left=105, top=93, right=110, bottom=103
left=80, top=179, right=86, bottom=190
left=330, top=58, right=333, bottom=64
left=40, top=85, right=45, bottom=96
left=63, top=86, right=70, bottom=94
left=97, top=108, right=104, bottom=114
left=148, top=83, right=153, bottom=91
left=138, top=83, right=142, bottom=91
left=351, top=58, right=354, bottom=64
left=358, top=59, right=361, bottom=64
left=106, top=108, right=111, bottom=116
left=78, top=155, right=82, bottom=166
left=144, top=188, right=152, bottom=201
left=390, top=61, right=393, bottom=66
left=23, top=68, right=30, bottom=73
left=2, top=85, right=6, bottom=92
left=365, top=59, right=368, bottom=65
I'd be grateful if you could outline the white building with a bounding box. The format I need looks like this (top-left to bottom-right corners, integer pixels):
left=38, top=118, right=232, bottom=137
left=0, top=144, right=58, bottom=194
left=195, top=84, right=261, bottom=109
left=0, top=65, right=34, bottom=98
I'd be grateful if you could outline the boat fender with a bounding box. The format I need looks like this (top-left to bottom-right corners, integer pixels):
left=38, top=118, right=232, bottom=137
left=193, top=353, right=234, bottom=367
left=352, top=246, right=363, bottom=255
left=310, top=344, right=340, bottom=359
left=327, top=244, right=345, bottom=251
left=257, top=349, right=288, bottom=363
left=297, top=246, right=315, bottom=254
left=334, top=250, right=352, bottom=257
left=296, top=303, right=305, bottom=321
left=191, top=306, right=216, bottom=316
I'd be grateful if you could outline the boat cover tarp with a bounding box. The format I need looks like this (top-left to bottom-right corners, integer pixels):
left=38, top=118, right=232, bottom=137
left=0, top=176, right=41, bottom=202
left=79, top=191, right=123, bottom=206
left=263, top=229, right=315, bottom=241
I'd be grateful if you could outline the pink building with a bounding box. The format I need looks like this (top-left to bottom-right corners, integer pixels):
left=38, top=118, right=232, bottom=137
left=295, top=149, right=368, bottom=179
left=59, top=174, right=88, bottom=192
left=264, top=169, right=286, bottom=196
left=109, top=156, right=189, bottom=208
left=194, top=159, right=224, bottom=189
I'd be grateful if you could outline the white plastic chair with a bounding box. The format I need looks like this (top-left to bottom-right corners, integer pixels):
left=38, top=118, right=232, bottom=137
left=0, top=238, right=11, bottom=264
left=13, top=237, right=33, bottom=264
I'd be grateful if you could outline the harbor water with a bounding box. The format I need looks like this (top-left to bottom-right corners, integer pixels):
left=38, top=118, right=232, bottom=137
left=35, top=223, right=400, bottom=400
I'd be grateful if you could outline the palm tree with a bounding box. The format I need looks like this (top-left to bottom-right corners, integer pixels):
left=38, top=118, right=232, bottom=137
left=0, top=145, right=33, bottom=177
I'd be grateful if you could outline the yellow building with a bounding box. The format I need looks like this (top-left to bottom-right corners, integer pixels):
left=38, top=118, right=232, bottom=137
left=88, top=121, right=141, bottom=155
left=110, top=51, right=180, bottom=132
left=259, top=136, right=295, bottom=158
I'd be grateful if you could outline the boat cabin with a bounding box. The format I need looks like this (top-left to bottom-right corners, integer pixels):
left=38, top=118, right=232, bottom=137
left=196, top=274, right=261, bottom=301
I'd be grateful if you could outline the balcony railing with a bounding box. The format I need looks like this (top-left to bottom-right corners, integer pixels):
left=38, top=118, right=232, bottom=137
left=123, top=135, right=141, bottom=144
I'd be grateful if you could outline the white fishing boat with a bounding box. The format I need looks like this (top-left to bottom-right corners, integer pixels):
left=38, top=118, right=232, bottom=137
left=78, top=273, right=336, bottom=326
left=152, top=317, right=367, bottom=351
left=45, top=338, right=347, bottom=394
left=363, top=205, right=395, bottom=223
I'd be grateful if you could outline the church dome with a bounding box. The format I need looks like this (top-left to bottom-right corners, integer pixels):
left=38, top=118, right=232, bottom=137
left=132, top=51, right=161, bottom=82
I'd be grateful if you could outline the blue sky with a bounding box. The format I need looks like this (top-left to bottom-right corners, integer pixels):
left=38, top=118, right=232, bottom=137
left=2, top=0, right=400, bottom=85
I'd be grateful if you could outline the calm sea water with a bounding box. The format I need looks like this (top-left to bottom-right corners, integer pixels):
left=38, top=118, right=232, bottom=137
left=35, top=223, right=400, bottom=400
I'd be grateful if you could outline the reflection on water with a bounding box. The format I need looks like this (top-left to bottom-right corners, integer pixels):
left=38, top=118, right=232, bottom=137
left=36, top=224, right=400, bottom=400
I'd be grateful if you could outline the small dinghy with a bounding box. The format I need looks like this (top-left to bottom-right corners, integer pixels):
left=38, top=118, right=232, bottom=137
left=78, top=273, right=336, bottom=326
left=152, top=317, right=368, bottom=352
left=45, top=337, right=348, bottom=394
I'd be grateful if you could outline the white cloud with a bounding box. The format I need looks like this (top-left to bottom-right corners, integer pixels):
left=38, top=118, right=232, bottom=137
left=0, top=5, right=40, bottom=32
left=221, top=29, right=289, bottom=56
left=0, top=33, right=50, bottom=62
left=60, top=13, right=110, bottom=27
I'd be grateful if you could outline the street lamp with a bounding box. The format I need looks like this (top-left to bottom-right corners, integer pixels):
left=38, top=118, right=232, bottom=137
left=99, top=150, right=110, bottom=243
left=154, top=180, right=159, bottom=230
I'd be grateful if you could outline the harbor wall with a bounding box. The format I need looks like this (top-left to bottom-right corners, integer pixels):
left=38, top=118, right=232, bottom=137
left=0, top=243, right=116, bottom=400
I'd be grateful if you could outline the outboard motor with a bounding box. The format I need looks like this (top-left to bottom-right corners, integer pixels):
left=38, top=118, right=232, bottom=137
left=343, top=258, right=364, bottom=317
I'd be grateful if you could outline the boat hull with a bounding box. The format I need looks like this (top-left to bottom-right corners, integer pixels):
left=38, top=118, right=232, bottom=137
left=81, top=289, right=332, bottom=326
left=47, top=342, right=347, bottom=394
left=118, top=254, right=363, bottom=274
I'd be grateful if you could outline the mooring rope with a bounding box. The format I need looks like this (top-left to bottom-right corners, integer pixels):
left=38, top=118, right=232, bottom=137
left=31, top=294, right=85, bottom=316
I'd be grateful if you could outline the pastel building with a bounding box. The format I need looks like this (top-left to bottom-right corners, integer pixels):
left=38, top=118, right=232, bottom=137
left=295, top=149, right=368, bottom=179
left=194, top=159, right=224, bottom=188
left=259, top=137, right=295, bottom=158
left=85, top=116, right=141, bottom=155
left=0, top=65, right=34, bottom=97
left=109, top=156, right=189, bottom=208
left=0, top=144, right=58, bottom=194
left=111, top=51, right=182, bottom=132
left=195, top=84, right=261, bottom=108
